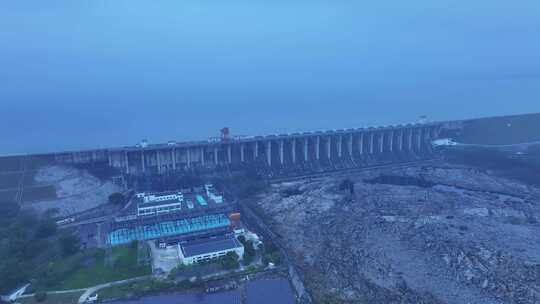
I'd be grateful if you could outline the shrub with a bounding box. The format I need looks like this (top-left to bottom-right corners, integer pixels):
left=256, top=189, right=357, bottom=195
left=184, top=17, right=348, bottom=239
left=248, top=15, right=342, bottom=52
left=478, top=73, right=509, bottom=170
left=34, top=291, right=47, bottom=302
left=220, top=251, right=240, bottom=270
left=108, top=192, right=125, bottom=205
left=59, top=233, right=81, bottom=256
left=35, top=220, right=58, bottom=238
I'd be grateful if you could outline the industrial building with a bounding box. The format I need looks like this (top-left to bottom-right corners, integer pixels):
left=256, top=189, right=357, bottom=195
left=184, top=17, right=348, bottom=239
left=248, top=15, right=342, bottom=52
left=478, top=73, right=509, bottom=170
left=134, top=185, right=225, bottom=217
left=108, top=185, right=233, bottom=246
left=108, top=213, right=231, bottom=246
left=178, top=234, right=244, bottom=265
left=136, top=191, right=184, bottom=217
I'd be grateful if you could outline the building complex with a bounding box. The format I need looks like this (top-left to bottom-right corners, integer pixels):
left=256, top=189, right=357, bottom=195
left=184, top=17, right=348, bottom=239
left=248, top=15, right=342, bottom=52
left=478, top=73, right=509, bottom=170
left=106, top=184, right=245, bottom=265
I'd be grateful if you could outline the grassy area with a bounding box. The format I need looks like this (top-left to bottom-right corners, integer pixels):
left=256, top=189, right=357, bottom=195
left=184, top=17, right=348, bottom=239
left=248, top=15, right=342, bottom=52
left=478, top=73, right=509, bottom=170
left=99, top=278, right=180, bottom=300
left=98, top=261, right=272, bottom=302
left=17, top=291, right=84, bottom=304
left=51, top=245, right=151, bottom=290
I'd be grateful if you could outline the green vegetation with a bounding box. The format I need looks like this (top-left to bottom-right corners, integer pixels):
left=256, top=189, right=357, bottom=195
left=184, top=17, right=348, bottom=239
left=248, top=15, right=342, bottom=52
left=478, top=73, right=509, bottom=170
left=100, top=264, right=271, bottom=302
left=99, top=278, right=180, bottom=300
left=100, top=257, right=270, bottom=302
left=168, top=251, right=241, bottom=281
left=17, top=291, right=84, bottom=304
left=75, top=162, right=122, bottom=180
left=237, top=236, right=256, bottom=265
left=167, top=263, right=195, bottom=280
left=0, top=202, right=150, bottom=294
left=58, top=233, right=81, bottom=256
left=212, top=170, right=268, bottom=199
left=108, top=192, right=125, bottom=205
left=220, top=251, right=240, bottom=270
left=0, top=201, right=63, bottom=294
left=41, top=244, right=151, bottom=290
left=244, top=265, right=264, bottom=273
left=261, top=241, right=282, bottom=266
left=34, top=291, right=47, bottom=302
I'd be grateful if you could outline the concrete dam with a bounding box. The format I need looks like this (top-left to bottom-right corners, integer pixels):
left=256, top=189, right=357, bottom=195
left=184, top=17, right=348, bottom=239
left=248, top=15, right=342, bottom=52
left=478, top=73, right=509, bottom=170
left=53, top=122, right=447, bottom=175
left=10, top=113, right=540, bottom=177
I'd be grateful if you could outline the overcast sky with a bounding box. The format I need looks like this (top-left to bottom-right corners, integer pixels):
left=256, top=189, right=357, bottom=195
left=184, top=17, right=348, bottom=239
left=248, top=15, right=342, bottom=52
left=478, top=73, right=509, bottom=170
left=1, top=0, right=539, bottom=154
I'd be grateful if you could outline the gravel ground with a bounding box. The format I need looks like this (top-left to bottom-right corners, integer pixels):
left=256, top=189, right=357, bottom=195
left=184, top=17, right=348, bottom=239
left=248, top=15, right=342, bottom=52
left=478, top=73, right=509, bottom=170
left=254, top=163, right=540, bottom=304
left=26, top=165, right=121, bottom=217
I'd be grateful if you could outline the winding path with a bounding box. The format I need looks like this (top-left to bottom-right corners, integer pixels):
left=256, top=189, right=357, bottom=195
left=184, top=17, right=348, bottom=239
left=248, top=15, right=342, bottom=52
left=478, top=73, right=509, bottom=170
left=77, top=276, right=152, bottom=303
left=13, top=276, right=151, bottom=303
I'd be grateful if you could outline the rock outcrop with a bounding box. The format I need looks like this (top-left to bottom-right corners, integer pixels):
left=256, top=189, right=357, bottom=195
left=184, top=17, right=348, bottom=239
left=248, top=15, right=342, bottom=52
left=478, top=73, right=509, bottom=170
left=254, top=164, right=540, bottom=304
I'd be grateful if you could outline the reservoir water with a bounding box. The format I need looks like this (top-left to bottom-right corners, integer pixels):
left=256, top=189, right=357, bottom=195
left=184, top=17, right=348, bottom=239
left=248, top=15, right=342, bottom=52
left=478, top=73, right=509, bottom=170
left=246, top=278, right=296, bottom=304
left=1, top=0, right=539, bottom=155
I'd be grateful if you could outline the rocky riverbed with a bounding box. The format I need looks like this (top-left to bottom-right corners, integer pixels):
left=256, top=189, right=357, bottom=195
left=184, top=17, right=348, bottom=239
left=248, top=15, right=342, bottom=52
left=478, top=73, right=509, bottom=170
left=253, top=163, right=540, bottom=304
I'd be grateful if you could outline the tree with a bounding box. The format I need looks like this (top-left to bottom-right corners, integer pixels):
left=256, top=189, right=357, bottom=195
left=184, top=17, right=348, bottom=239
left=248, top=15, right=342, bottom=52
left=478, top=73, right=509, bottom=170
left=59, top=233, right=80, bottom=256
left=0, top=259, right=29, bottom=294
left=43, top=208, right=60, bottom=218
left=220, top=251, right=240, bottom=270
left=263, top=251, right=282, bottom=266
left=241, top=240, right=256, bottom=265
left=108, top=192, right=125, bottom=205
left=261, top=240, right=282, bottom=265
left=34, top=291, right=47, bottom=302
left=35, top=220, right=57, bottom=238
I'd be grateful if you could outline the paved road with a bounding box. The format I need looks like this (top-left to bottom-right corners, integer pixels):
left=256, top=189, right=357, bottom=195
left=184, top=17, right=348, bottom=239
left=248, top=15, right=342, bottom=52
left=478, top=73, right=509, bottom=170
left=14, top=276, right=152, bottom=303
left=17, top=288, right=88, bottom=299
left=77, top=276, right=152, bottom=303
left=60, top=215, right=112, bottom=228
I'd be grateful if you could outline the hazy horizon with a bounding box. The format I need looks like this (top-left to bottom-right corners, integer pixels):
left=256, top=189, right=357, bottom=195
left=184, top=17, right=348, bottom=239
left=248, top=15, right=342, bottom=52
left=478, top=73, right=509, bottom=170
left=1, top=0, right=539, bottom=155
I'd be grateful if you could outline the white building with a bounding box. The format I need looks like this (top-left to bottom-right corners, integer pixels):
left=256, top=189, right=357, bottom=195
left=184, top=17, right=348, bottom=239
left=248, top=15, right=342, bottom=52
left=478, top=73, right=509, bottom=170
left=205, top=184, right=224, bottom=204
left=136, top=191, right=183, bottom=217
left=178, top=235, right=244, bottom=265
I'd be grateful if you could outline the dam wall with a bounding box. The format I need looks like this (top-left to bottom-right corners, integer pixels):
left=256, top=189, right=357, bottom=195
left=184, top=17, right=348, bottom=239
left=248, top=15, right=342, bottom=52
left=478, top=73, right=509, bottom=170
left=50, top=123, right=443, bottom=175
left=7, top=113, right=539, bottom=176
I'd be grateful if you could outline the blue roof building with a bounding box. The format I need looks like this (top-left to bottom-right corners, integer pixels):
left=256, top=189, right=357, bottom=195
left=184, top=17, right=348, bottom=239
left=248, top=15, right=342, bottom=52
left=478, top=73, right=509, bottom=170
left=179, top=235, right=244, bottom=265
